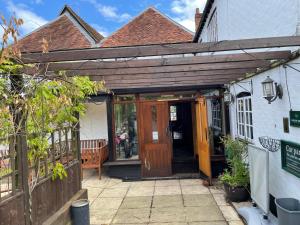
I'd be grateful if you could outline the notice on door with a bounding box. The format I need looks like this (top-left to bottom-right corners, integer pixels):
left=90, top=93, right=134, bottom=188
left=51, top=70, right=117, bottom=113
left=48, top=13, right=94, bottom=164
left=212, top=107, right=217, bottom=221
left=152, top=131, right=158, bottom=141
left=281, top=140, right=300, bottom=178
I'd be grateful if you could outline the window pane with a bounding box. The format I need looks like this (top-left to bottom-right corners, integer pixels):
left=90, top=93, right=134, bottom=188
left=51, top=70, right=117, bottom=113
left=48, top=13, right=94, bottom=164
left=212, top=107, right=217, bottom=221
left=151, top=106, right=158, bottom=143
left=170, top=106, right=177, bottom=121
left=115, top=95, right=135, bottom=102
left=114, top=103, right=138, bottom=160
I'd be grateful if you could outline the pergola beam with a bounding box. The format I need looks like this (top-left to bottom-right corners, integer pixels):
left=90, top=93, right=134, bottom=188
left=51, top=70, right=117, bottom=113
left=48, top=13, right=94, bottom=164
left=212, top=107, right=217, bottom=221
left=21, top=36, right=300, bottom=63
left=43, top=51, right=291, bottom=71
left=61, top=61, right=270, bottom=76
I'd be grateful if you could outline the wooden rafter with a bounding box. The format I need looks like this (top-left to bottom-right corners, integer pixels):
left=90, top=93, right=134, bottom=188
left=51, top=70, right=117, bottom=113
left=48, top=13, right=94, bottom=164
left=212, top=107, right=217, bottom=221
left=43, top=51, right=291, bottom=71
left=21, top=36, right=300, bottom=63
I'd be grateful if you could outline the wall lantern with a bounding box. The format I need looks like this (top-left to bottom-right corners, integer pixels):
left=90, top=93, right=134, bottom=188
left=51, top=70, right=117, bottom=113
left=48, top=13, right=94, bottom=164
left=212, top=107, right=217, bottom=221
left=261, top=76, right=283, bottom=104
left=224, top=89, right=233, bottom=104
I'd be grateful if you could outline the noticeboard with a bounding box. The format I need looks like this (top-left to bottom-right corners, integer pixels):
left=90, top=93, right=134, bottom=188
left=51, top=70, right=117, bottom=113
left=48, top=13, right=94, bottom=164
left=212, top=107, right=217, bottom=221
left=290, top=111, right=300, bottom=127
left=281, top=140, right=300, bottom=178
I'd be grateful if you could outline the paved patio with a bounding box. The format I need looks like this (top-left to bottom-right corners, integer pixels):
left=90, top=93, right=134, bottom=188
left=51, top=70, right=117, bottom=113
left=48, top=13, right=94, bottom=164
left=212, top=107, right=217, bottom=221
left=82, top=171, right=244, bottom=225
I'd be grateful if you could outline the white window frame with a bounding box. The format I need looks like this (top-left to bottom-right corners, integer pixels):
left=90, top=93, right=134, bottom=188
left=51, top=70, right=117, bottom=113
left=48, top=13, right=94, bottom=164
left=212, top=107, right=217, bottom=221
left=237, top=96, right=253, bottom=140
left=207, top=8, right=218, bottom=42
left=211, top=100, right=222, bottom=130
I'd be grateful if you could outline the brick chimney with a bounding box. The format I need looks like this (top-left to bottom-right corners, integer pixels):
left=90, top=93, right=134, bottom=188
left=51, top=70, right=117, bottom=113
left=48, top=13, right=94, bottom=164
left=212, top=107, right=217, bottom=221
left=195, top=8, right=202, bottom=31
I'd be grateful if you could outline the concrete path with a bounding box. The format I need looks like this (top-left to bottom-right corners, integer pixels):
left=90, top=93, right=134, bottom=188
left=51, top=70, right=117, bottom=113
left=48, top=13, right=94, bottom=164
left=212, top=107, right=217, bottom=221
left=82, top=172, right=244, bottom=225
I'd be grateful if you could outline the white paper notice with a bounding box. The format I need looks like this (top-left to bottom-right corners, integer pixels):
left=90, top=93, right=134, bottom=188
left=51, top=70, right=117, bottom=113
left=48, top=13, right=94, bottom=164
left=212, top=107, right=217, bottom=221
left=152, top=131, right=158, bottom=141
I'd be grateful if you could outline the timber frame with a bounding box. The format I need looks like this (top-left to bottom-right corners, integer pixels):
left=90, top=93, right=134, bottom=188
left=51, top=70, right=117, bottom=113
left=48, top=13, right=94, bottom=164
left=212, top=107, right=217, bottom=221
left=19, top=36, right=300, bottom=178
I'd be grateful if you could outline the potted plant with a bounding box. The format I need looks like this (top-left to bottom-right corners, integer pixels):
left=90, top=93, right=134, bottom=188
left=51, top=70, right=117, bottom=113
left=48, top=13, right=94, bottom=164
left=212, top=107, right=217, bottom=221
left=219, top=136, right=250, bottom=202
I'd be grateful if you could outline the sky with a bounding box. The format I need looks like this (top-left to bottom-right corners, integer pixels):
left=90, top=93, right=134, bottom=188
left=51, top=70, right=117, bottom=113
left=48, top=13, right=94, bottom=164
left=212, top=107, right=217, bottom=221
left=0, top=0, right=207, bottom=39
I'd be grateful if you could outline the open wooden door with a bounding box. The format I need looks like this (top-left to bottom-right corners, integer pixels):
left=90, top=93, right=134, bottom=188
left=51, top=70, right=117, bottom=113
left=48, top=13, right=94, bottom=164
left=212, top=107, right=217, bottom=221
left=139, top=101, right=172, bottom=177
left=195, top=97, right=212, bottom=182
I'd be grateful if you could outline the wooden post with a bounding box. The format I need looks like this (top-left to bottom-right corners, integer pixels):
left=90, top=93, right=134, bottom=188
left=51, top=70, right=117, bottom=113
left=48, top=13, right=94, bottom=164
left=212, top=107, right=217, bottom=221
left=106, top=95, right=114, bottom=161
left=10, top=74, right=30, bottom=225
left=74, top=112, right=81, bottom=188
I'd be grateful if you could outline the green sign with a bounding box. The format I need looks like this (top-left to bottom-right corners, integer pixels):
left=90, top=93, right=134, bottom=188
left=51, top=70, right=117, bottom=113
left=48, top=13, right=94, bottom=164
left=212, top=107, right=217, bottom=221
left=281, top=140, right=300, bottom=178
left=290, top=111, right=300, bottom=127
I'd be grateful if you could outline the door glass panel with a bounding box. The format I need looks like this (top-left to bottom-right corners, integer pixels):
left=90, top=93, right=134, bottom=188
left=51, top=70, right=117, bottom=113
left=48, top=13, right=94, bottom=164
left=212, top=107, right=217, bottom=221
left=114, top=103, right=138, bottom=160
left=151, top=105, right=159, bottom=143
left=170, top=106, right=177, bottom=121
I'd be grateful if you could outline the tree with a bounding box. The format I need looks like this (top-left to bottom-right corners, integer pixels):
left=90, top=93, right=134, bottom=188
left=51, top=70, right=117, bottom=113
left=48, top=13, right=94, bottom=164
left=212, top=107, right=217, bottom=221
left=0, top=14, right=107, bottom=224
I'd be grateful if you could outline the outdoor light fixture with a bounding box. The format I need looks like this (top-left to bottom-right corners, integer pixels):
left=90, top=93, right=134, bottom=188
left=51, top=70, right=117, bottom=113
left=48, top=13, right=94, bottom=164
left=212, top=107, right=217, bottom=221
left=261, top=76, right=283, bottom=104
left=224, top=89, right=233, bottom=104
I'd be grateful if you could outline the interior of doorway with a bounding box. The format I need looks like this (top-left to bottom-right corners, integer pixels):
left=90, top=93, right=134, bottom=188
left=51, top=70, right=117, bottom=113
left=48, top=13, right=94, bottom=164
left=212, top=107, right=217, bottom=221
left=169, top=101, right=198, bottom=173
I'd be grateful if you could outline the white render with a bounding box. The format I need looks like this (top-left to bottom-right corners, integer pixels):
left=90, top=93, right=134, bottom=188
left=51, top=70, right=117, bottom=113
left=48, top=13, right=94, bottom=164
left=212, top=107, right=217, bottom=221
left=199, top=0, right=298, bottom=43
left=80, top=102, right=108, bottom=140
left=229, top=56, right=300, bottom=200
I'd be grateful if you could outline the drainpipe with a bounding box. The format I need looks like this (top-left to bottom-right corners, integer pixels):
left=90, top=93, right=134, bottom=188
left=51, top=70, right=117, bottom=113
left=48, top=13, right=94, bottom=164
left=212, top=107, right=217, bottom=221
left=296, top=0, right=300, bottom=35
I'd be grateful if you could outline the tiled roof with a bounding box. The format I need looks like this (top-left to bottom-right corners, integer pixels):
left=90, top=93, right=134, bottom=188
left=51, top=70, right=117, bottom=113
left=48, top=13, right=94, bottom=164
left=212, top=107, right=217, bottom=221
left=17, top=6, right=103, bottom=53
left=60, top=5, right=104, bottom=43
left=101, top=7, right=194, bottom=47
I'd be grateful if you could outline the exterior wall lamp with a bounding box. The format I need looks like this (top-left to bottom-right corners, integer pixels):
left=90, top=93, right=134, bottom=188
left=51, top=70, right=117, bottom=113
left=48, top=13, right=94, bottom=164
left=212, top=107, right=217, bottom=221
left=224, top=89, right=233, bottom=104
left=261, top=76, right=283, bottom=104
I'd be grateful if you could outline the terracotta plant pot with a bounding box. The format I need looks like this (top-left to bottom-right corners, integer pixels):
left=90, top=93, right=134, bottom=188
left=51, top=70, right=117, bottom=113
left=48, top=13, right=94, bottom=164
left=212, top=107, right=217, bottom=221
left=224, top=182, right=250, bottom=202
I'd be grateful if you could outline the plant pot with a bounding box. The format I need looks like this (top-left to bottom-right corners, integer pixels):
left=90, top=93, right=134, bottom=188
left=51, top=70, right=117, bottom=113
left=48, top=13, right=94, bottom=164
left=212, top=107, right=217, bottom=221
left=224, top=182, right=250, bottom=202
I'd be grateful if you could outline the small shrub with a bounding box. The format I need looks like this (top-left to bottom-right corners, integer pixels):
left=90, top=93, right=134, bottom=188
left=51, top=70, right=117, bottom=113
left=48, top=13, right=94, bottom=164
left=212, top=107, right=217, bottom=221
left=219, top=136, right=250, bottom=188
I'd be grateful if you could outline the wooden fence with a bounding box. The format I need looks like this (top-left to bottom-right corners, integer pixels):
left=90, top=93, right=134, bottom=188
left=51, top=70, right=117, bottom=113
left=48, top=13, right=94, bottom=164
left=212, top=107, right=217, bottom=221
left=0, top=126, right=81, bottom=225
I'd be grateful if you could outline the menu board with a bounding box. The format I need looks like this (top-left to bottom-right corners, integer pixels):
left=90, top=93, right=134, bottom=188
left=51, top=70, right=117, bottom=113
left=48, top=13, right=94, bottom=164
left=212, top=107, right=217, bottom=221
left=281, top=140, right=300, bottom=178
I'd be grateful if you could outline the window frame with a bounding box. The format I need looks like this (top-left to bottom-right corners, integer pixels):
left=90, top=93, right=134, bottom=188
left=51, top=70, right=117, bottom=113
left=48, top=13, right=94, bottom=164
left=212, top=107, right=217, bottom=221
left=211, top=100, right=222, bottom=130
left=236, top=95, right=253, bottom=140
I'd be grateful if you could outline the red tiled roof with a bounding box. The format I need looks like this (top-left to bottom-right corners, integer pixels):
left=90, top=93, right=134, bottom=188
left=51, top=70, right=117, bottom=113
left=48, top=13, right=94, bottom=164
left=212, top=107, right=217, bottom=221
left=101, top=7, right=194, bottom=48
left=17, top=6, right=104, bottom=53
left=60, top=5, right=104, bottom=43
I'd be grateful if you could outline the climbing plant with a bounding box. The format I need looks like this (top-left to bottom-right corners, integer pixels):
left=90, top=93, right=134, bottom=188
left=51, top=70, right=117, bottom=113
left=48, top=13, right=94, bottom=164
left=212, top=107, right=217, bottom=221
left=0, top=14, right=106, bottom=203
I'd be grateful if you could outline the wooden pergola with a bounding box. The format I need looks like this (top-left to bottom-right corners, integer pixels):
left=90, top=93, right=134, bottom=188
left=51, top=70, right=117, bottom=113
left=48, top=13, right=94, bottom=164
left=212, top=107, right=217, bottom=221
left=22, top=36, right=300, bottom=93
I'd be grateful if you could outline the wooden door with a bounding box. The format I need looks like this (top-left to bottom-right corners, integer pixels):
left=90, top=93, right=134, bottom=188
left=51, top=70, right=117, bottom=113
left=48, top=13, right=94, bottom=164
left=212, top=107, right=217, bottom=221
left=139, top=101, right=172, bottom=177
left=195, top=97, right=212, bottom=181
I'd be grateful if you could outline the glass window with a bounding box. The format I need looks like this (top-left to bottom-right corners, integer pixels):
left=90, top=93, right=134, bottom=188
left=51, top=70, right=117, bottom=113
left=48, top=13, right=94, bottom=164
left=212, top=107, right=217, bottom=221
left=211, top=100, right=221, bottom=130
left=114, top=103, right=138, bottom=160
left=236, top=96, right=253, bottom=140
left=170, top=106, right=177, bottom=121
left=114, top=95, right=135, bottom=102
left=151, top=106, right=158, bottom=143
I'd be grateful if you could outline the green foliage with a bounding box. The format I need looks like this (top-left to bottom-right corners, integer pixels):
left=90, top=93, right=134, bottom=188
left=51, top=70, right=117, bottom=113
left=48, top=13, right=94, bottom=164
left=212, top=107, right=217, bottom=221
left=52, top=163, right=67, bottom=180
left=219, top=136, right=250, bottom=188
left=0, top=61, right=106, bottom=183
left=0, top=168, right=12, bottom=177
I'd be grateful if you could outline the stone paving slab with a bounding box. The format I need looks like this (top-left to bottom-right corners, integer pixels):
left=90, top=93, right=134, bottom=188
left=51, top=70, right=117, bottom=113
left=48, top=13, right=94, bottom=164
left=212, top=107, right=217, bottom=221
left=181, top=185, right=210, bottom=195
left=84, top=174, right=244, bottom=225
left=112, top=208, right=151, bottom=224
left=91, top=197, right=123, bottom=210
left=150, top=207, right=187, bottom=223
left=152, top=195, right=184, bottom=208
left=127, top=186, right=154, bottom=197
left=155, top=179, right=180, bottom=186
left=185, top=206, right=224, bottom=222
left=90, top=209, right=117, bottom=225
left=120, top=196, right=152, bottom=209
left=154, top=185, right=182, bottom=195
left=183, top=194, right=216, bottom=207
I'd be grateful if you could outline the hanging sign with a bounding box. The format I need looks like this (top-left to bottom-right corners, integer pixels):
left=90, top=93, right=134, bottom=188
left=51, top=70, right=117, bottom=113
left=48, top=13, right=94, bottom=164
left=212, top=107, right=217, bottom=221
left=290, top=111, right=300, bottom=127
left=281, top=140, right=300, bottom=178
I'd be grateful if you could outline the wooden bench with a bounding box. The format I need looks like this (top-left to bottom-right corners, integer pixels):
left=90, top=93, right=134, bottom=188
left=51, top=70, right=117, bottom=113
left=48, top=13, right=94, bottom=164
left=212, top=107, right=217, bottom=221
left=80, top=139, right=108, bottom=179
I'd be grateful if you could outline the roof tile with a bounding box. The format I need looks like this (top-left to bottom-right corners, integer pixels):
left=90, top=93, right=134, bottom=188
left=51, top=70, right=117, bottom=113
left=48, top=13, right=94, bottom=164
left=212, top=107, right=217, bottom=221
left=101, top=7, right=193, bottom=47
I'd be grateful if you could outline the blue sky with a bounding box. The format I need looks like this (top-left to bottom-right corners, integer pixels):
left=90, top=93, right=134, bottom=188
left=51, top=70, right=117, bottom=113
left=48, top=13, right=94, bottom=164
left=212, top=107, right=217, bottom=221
left=0, top=0, right=207, bottom=38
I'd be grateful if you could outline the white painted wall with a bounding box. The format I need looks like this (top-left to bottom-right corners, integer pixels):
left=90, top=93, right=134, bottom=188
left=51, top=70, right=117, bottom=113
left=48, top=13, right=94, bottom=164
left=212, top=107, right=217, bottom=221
left=80, top=102, right=108, bottom=140
left=199, top=0, right=298, bottom=42
left=229, top=56, right=300, bottom=200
